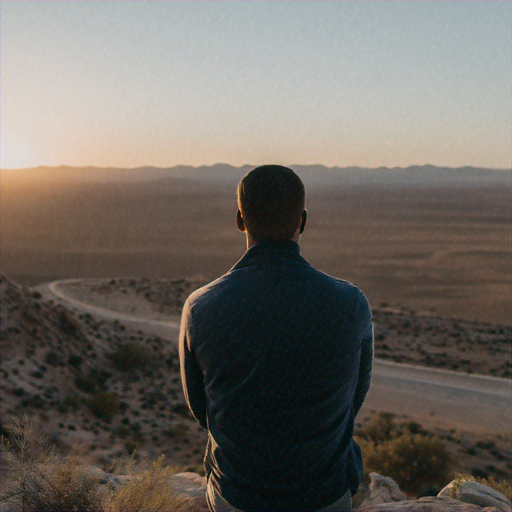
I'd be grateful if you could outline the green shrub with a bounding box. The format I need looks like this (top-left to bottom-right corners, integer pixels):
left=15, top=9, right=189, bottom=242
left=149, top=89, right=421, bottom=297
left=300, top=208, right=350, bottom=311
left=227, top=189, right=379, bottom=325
left=357, top=412, right=397, bottom=444
left=88, top=392, right=120, bottom=421
left=358, top=432, right=454, bottom=494
left=75, top=368, right=111, bottom=393
left=45, top=351, right=63, bottom=366
left=356, top=413, right=455, bottom=496
left=109, top=343, right=154, bottom=372
left=68, top=355, right=83, bottom=368
left=57, top=394, right=82, bottom=414
left=58, top=311, right=80, bottom=336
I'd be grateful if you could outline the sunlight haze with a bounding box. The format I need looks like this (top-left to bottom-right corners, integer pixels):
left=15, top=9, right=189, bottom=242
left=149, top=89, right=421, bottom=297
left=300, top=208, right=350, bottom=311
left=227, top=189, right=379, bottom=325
left=1, top=0, right=510, bottom=169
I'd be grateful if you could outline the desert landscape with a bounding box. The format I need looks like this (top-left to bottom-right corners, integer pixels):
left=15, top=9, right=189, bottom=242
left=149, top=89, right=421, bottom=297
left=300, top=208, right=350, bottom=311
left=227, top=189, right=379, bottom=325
left=1, top=165, right=511, bottom=508
left=1, top=165, right=510, bottom=325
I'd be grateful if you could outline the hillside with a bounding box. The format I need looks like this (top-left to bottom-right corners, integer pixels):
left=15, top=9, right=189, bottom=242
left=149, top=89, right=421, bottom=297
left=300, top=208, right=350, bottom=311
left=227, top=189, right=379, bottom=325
left=1, top=275, right=510, bottom=487
left=0, top=275, right=206, bottom=470
left=60, top=276, right=511, bottom=378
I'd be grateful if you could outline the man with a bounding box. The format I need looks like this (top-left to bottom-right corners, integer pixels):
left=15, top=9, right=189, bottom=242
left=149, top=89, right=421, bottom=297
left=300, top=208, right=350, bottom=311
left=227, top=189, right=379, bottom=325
left=179, top=165, right=373, bottom=512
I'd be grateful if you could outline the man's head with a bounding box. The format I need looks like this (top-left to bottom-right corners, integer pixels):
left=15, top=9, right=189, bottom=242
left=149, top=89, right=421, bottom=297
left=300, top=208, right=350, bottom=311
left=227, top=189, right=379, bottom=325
left=237, top=165, right=306, bottom=243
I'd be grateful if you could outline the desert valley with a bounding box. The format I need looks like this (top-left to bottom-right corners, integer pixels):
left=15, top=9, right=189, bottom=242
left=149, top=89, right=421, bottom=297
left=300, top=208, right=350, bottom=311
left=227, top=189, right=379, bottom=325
left=1, top=164, right=511, bottom=508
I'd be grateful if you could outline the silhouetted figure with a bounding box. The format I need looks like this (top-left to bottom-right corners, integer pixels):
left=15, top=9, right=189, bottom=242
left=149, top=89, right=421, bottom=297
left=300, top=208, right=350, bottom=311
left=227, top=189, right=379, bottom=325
left=180, top=165, right=373, bottom=511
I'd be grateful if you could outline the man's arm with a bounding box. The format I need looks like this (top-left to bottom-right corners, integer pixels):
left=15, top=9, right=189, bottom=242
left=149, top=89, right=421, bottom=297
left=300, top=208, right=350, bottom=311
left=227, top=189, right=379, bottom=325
left=179, top=300, right=208, bottom=429
left=353, top=292, right=374, bottom=416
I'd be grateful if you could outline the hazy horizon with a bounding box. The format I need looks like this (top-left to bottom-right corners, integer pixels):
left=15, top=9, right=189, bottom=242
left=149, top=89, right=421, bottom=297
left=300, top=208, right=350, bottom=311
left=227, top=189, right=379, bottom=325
left=2, top=162, right=511, bottom=172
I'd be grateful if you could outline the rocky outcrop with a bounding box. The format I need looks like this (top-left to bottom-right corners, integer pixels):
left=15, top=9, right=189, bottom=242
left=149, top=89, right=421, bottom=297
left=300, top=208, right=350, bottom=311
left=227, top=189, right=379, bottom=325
left=169, top=472, right=208, bottom=511
left=95, top=469, right=208, bottom=511
left=360, top=473, right=406, bottom=506
left=357, top=474, right=511, bottom=512
left=3, top=465, right=510, bottom=512
left=439, top=481, right=512, bottom=512
left=358, top=496, right=500, bottom=512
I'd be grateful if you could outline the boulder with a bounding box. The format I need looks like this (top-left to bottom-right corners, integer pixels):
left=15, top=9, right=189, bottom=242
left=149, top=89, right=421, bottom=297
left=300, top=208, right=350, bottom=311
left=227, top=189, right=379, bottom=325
left=170, top=472, right=208, bottom=511
left=439, top=481, right=511, bottom=512
left=360, top=473, right=406, bottom=506
left=456, top=481, right=511, bottom=512
left=358, top=496, right=493, bottom=511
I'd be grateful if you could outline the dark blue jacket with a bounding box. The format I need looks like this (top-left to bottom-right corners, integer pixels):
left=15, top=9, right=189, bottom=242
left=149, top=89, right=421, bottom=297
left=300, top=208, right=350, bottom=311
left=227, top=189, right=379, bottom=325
left=179, top=240, right=373, bottom=511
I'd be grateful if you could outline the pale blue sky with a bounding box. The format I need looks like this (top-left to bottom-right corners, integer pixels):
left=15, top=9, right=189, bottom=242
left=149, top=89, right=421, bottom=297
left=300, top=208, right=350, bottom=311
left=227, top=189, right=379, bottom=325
left=1, top=0, right=511, bottom=169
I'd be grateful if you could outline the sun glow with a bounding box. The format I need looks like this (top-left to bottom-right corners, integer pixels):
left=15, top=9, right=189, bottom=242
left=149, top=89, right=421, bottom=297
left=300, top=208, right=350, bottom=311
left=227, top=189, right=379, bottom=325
left=0, top=133, right=36, bottom=170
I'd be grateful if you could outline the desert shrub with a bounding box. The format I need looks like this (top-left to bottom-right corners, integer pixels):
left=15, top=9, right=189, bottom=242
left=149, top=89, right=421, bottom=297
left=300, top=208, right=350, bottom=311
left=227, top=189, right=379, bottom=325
left=103, top=456, right=195, bottom=512
left=68, top=355, right=84, bottom=368
left=58, top=311, right=80, bottom=336
left=88, top=391, right=120, bottom=421
left=21, top=394, right=46, bottom=409
left=45, top=350, right=63, bottom=366
left=76, top=368, right=112, bottom=393
left=12, top=387, right=26, bottom=397
left=359, top=432, right=454, bottom=494
left=357, top=412, right=398, bottom=444
left=109, top=343, right=154, bottom=372
left=57, top=394, right=83, bottom=414
left=1, top=416, right=102, bottom=512
left=356, top=413, right=455, bottom=496
left=450, top=473, right=512, bottom=502
left=172, top=403, right=191, bottom=417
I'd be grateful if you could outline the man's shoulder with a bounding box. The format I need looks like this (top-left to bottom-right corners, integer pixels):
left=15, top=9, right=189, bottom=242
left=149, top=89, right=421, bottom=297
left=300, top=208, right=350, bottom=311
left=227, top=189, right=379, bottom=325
left=186, top=265, right=369, bottom=313
left=184, top=273, right=231, bottom=311
left=313, top=268, right=366, bottom=296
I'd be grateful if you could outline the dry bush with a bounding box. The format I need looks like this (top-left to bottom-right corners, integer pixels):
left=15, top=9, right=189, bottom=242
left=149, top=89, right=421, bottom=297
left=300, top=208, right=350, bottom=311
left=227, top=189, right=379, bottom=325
left=1, top=418, right=198, bottom=512
left=1, top=416, right=102, bottom=512
left=104, top=456, right=195, bottom=512
left=355, top=412, right=455, bottom=496
left=88, top=391, right=120, bottom=421
left=451, top=473, right=512, bottom=502
left=109, top=342, right=154, bottom=372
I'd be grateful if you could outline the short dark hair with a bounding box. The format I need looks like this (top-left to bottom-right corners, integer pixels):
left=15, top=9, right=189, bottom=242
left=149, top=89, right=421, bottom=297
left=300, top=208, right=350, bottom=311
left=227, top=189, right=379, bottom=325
left=237, top=165, right=305, bottom=241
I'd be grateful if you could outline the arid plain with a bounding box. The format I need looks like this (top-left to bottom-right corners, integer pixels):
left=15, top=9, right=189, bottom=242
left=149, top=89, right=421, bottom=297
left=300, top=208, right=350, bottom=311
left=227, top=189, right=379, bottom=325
left=1, top=165, right=510, bottom=325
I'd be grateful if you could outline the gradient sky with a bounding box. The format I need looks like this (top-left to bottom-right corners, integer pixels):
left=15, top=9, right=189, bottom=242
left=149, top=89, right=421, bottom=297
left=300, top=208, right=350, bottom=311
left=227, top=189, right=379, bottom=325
left=1, top=0, right=511, bottom=170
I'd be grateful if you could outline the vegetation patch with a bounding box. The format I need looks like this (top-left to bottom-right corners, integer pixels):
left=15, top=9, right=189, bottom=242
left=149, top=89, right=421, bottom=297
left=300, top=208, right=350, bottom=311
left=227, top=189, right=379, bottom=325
left=355, top=412, right=455, bottom=495
left=109, top=342, right=154, bottom=372
left=88, top=391, right=120, bottom=421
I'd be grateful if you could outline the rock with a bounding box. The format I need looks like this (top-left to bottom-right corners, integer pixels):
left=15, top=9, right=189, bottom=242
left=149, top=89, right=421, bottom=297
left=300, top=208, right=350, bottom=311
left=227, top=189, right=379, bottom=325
left=94, top=470, right=207, bottom=511
left=438, top=480, right=511, bottom=512
left=439, top=481, right=457, bottom=498
left=360, top=473, right=406, bottom=506
left=79, top=464, right=110, bottom=483
left=357, top=496, right=491, bottom=511
left=170, top=472, right=208, bottom=511
left=108, top=474, right=135, bottom=487
left=456, top=482, right=511, bottom=512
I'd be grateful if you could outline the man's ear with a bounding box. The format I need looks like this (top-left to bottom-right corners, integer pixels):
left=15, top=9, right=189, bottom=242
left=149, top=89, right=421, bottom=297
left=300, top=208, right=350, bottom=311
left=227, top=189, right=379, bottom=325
left=236, top=209, right=246, bottom=232
left=299, top=210, right=307, bottom=234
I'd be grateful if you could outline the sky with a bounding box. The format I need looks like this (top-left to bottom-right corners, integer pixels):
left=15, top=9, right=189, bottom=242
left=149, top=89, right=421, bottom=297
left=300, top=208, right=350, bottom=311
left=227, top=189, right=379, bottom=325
left=1, top=0, right=511, bottom=170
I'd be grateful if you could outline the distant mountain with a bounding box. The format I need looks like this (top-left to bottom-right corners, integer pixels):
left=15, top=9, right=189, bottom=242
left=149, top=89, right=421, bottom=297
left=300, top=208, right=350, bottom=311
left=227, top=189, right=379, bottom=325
left=1, top=163, right=509, bottom=188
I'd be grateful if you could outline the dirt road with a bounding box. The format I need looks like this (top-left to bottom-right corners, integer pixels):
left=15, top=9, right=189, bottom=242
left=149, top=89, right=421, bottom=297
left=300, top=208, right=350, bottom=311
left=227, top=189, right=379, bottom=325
left=37, top=279, right=511, bottom=436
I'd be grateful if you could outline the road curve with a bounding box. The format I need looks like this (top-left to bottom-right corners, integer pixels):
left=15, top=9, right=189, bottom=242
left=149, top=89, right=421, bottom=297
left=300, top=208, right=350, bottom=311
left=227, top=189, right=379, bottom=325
left=36, top=279, right=180, bottom=339
left=38, top=279, right=511, bottom=436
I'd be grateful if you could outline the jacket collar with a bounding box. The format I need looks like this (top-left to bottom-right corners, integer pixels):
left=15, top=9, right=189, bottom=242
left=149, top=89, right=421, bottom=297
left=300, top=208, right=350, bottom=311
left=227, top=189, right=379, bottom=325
left=229, top=239, right=311, bottom=272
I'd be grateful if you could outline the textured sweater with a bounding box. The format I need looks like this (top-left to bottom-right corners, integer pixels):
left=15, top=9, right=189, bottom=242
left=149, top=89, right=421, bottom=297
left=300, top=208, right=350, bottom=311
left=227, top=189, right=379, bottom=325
left=179, top=240, right=373, bottom=511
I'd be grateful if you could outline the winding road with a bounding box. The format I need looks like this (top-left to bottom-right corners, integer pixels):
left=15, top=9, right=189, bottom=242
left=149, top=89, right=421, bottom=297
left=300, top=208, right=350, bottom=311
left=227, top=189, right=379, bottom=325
left=37, top=279, right=511, bottom=436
